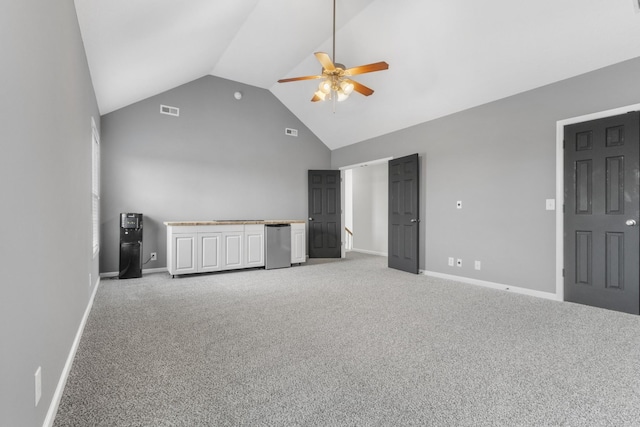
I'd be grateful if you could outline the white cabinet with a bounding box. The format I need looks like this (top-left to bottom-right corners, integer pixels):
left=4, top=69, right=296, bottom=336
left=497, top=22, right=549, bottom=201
left=172, top=233, right=197, bottom=275
left=245, top=224, right=265, bottom=267
left=291, top=223, right=306, bottom=264
left=166, top=222, right=306, bottom=276
left=198, top=232, right=221, bottom=272
left=222, top=229, right=244, bottom=270
left=166, top=224, right=265, bottom=276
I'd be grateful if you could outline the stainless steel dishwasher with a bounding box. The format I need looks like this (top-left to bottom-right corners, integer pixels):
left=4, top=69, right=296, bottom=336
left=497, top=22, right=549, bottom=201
left=265, top=224, right=291, bottom=269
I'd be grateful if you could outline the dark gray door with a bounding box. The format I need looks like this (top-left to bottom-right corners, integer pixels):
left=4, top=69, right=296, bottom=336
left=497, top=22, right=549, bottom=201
left=308, top=170, right=341, bottom=258
left=564, top=112, right=640, bottom=314
left=388, top=154, right=420, bottom=273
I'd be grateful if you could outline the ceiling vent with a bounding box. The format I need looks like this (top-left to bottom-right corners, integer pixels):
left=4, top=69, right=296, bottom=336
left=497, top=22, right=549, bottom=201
left=160, top=104, right=179, bottom=117
left=285, top=128, right=298, bottom=137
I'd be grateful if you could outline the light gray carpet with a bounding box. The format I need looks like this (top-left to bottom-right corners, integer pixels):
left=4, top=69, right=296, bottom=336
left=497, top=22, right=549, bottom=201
left=54, top=252, right=640, bottom=426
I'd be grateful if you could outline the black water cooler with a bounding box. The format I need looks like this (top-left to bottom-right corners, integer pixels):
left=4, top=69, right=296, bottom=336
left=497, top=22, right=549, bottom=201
left=119, top=213, right=143, bottom=279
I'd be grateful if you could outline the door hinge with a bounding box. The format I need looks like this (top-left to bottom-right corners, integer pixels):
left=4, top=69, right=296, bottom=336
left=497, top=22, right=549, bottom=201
left=563, top=139, right=566, bottom=149
left=562, top=268, right=565, bottom=278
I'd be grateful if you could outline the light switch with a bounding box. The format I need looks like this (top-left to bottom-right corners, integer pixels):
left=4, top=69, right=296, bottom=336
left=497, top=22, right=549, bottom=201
left=456, top=201, right=462, bottom=209
left=546, top=199, right=555, bottom=211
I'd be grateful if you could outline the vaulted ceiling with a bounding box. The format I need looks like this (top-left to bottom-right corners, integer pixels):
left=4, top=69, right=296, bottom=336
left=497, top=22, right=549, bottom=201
left=74, top=0, right=640, bottom=150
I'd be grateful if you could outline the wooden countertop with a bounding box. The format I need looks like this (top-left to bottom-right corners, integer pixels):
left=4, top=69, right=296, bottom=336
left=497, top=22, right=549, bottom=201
left=164, top=220, right=306, bottom=226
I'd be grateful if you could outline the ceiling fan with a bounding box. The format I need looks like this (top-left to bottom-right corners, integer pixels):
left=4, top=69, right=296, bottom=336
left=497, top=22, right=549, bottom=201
left=277, top=0, right=389, bottom=103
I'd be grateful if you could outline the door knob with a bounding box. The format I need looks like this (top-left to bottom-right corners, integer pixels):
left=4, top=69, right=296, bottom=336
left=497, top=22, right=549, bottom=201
left=626, top=219, right=637, bottom=226
left=308, top=217, right=314, bottom=221
left=410, top=219, right=419, bottom=223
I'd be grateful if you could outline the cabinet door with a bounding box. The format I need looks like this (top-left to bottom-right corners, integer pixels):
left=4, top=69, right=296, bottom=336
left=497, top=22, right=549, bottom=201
left=245, top=224, right=265, bottom=267
left=172, top=233, right=197, bottom=274
left=222, top=231, right=244, bottom=269
left=198, top=232, right=221, bottom=272
left=291, top=223, right=306, bottom=264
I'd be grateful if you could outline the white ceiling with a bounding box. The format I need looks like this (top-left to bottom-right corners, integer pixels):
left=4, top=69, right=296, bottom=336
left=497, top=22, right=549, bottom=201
left=74, top=0, right=640, bottom=150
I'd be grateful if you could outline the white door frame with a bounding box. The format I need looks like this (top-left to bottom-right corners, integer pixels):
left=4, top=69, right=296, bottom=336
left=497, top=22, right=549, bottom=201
left=555, top=102, right=640, bottom=300
left=339, top=157, right=394, bottom=258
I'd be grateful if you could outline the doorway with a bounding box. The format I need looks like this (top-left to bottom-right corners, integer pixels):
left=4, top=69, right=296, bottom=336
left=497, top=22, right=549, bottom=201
left=563, top=112, right=639, bottom=314
left=308, top=170, right=342, bottom=258
left=556, top=103, right=640, bottom=313
left=341, top=158, right=392, bottom=258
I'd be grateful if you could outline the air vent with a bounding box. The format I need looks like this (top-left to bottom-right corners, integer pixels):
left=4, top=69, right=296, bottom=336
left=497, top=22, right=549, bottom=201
left=160, top=105, right=179, bottom=117
left=285, top=128, right=298, bottom=137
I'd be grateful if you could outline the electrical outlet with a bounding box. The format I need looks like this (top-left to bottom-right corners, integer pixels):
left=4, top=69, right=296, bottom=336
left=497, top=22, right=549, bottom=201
left=150, top=252, right=157, bottom=261
left=456, top=259, right=462, bottom=267
left=475, top=260, right=481, bottom=270
left=35, top=366, right=41, bottom=406
left=448, top=257, right=454, bottom=266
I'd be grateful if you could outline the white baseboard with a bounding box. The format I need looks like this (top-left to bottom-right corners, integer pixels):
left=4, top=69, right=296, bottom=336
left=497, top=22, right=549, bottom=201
left=43, top=277, right=101, bottom=427
left=100, top=267, right=168, bottom=278
left=423, top=270, right=560, bottom=301
left=143, top=267, right=168, bottom=274
left=350, top=248, right=388, bottom=257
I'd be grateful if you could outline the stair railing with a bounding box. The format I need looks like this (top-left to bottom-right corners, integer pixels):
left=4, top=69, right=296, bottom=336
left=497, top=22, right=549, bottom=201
left=345, top=227, right=353, bottom=251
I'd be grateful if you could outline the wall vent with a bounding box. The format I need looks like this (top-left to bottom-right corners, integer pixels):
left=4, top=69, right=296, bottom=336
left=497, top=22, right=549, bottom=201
left=160, top=105, right=179, bottom=117
left=285, top=128, right=298, bottom=137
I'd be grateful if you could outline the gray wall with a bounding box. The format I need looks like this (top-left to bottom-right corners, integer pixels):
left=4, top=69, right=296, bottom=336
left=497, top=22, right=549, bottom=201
left=332, top=57, right=640, bottom=294
left=352, top=164, right=388, bottom=255
left=100, top=76, right=331, bottom=273
left=0, top=1, right=100, bottom=425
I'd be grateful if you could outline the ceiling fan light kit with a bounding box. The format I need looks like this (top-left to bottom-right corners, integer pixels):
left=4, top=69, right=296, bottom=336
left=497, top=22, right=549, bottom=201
left=277, top=0, right=388, bottom=104
left=313, top=61, right=357, bottom=102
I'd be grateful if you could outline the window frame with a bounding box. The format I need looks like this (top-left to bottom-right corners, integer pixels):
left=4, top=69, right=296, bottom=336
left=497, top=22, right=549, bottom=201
left=91, top=117, right=100, bottom=257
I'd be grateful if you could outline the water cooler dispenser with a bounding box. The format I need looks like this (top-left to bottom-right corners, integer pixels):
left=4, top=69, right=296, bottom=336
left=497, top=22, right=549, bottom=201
left=119, top=213, right=143, bottom=279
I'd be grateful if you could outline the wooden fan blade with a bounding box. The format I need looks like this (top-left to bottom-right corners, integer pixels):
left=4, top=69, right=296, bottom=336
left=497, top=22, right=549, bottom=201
left=346, top=79, right=374, bottom=96
left=278, top=75, right=323, bottom=83
left=344, top=61, right=389, bottom=76
left=311, top=94, right=323, bottom=102
left=314, top=52, right=335, bottom=71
